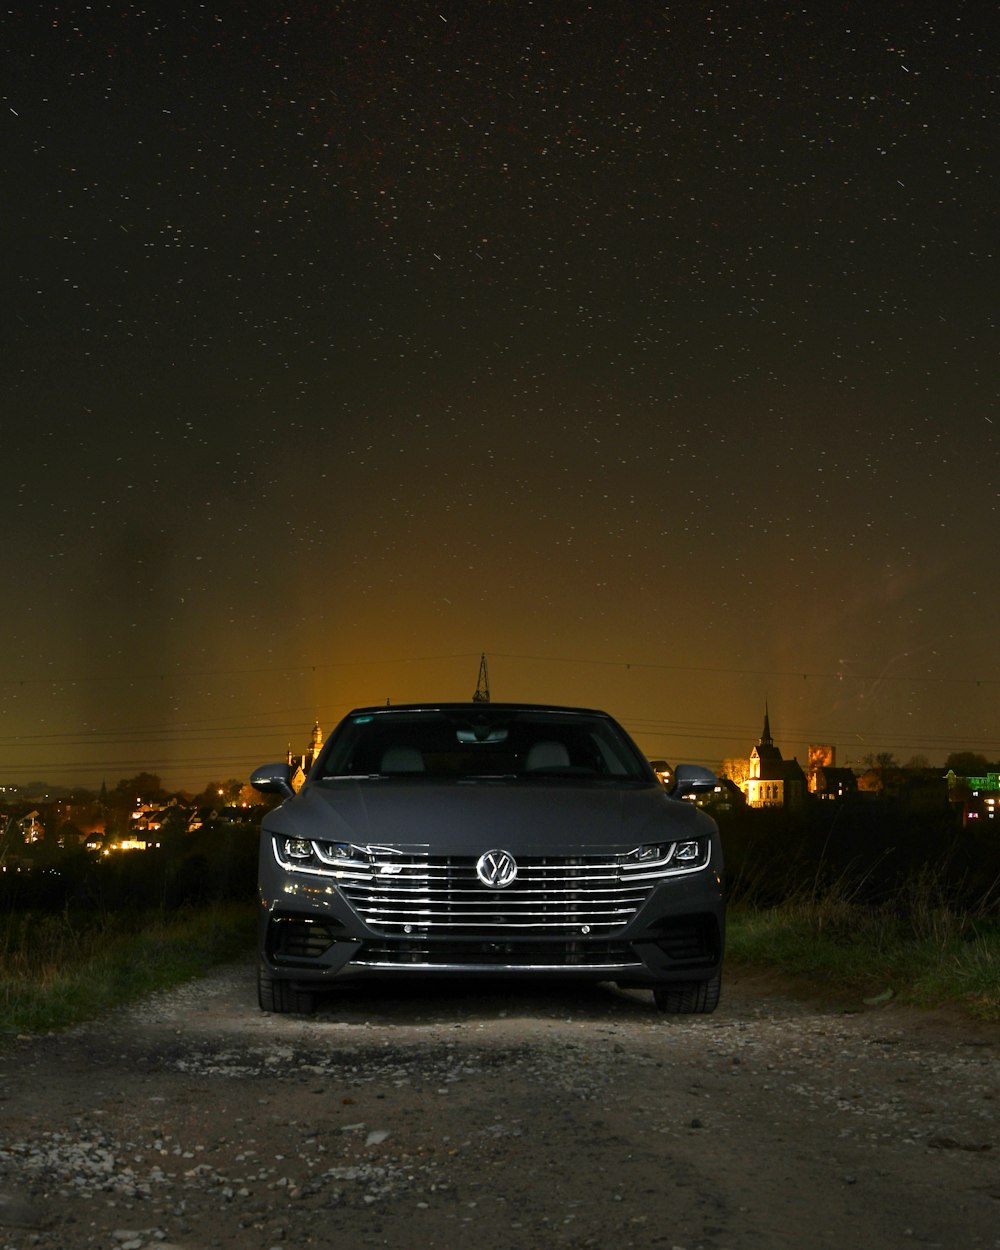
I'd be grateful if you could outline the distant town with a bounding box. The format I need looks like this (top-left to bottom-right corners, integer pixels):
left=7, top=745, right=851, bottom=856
left=715, top=707, right=998, bottom=828
left=2, top=711, right=997, bottom=872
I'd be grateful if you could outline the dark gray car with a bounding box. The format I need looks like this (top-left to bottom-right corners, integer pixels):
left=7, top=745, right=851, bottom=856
left=251, top=703, right=725, bottom=1015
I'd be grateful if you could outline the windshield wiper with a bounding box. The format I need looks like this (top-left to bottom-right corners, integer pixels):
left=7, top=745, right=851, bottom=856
left=320, top=773, right=382, bottom=782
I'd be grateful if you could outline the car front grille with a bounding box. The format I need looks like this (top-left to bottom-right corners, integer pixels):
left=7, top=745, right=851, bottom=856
left=335, top=854, right=654, bottom=937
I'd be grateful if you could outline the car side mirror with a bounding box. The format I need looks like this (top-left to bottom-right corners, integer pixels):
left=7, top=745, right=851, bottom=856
left=250, top=762, right=295, bottom=799
left=672, top=764, right=718, bottom=796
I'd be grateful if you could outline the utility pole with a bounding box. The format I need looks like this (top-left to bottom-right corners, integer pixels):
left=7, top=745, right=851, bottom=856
left=472, top=653, right=490, bottom=703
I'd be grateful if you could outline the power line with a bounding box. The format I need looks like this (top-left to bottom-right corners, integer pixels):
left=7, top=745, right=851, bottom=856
left=0, top=652, right=483, bottom=689
left=491, top=652, right=1000, bottom=686
left=0, top=649, right=998, bottom=689
left=4, top=688, right=999, bottom=754
left=2, top=649, right=998, bottom=784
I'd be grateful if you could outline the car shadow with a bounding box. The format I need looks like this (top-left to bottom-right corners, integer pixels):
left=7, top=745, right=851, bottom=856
left=306, top=976, right=670, bottom=1025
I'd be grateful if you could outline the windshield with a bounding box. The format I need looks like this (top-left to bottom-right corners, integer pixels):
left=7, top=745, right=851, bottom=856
left=316, top=708, right=652, bottom=782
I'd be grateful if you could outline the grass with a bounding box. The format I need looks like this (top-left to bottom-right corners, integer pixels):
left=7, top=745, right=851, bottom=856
left=1, top=872, right=997, bottom=1036
left=0, top=901, right=256, bottom=1040
left=726, top=873, right=1000, bottom=1021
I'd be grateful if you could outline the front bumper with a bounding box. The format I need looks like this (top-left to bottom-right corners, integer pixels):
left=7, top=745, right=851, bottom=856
left=258, top=856, right=725, bottom=991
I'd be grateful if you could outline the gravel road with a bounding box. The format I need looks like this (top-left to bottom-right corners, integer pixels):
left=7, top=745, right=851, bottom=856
left=1, top=959, right=996, bottom=1250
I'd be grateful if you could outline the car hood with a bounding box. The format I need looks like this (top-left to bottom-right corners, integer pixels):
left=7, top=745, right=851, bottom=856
left=262, top=778, right=712, bottom=855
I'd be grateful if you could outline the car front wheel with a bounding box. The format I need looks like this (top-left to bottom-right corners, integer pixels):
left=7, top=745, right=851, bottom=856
left=653, top=973, right=721, bottom=1015
left=257, top=963, right=316, bottom=1015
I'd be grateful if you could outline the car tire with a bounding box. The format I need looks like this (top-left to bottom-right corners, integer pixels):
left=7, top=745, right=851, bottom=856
left=257, top=964, right=316, bottom=1014
left=653, top=973, right=721, bottom=1015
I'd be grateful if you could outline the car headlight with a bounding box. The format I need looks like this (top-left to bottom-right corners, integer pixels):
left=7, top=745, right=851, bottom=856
left=273, top=836, right=395, bottom=876
left=632, top=843, right=669, bottom=863
left=282, top=838, right=313, bottom=861
left=672, top=840, right=703, bottom=864
left=314, top=841, right=376, bottom=867
left=621, top=838, right=709, bottom=873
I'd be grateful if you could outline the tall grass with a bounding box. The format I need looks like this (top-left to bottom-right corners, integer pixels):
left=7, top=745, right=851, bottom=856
left=2, top=850, right=998, bottom=1034
left=726, top=863, right=1000, bottom=1020
left=0, top=902, right=256, bottom=1038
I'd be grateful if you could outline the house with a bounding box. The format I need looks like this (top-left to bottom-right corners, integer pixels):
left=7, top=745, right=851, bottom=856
left=696, top=775, right=747, bottom=814
left=810, top=765, right=858, bottom=801
left=807, top=745, right=857, bottom=801
left=742, top=708, right=807, bottom=809
left=946, top=769, right=1000, bottom=826
left=18, top=811, right=44, bottom=843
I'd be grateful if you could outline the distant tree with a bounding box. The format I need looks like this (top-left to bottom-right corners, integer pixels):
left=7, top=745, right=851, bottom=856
left=862, top=752, right=898, bottom=773
left=112, top=773, right=164, bottom=804
left=221, top=779, right=245, bottom=804
left=195, top=781, right=226, bottom=808
left=64, top=786, right=97, bottom=804
left=191, top=778, right=247, bottom=807
left=156, top=803, right=193, bottom=851
left=55, top=820, right=84, bottom=849
left=0, top=814, right=17, bottom=859
left=944, top=752, right=990, bottom=777
left=903, top=755, right=931, bottom=770
left=235, top=781, right=259, bottom=806
left=158, top=805, right=191, bottom=836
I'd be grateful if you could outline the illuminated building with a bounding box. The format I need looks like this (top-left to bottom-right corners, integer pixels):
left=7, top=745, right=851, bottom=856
left=288, top=722, right=325, bottom=792
left=742, top=707, right=806, bottom=809
left=807, top=744, right=857, bottom=801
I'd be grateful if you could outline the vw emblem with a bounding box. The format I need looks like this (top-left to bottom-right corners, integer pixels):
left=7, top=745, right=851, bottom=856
left=476, top=849, right=518, bottom=889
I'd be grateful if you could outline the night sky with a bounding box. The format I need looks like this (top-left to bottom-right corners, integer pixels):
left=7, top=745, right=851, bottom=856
left=4, top=1, right=999, bottom=791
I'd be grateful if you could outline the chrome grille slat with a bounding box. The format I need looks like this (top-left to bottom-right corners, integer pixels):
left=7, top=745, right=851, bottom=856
left=346, top=884, right=649, bottom=898
left=353, top=939, right=644, bottom=971
left=364, top=911, right=638, bottom=919
left=336, top=854, right=657, bottom=936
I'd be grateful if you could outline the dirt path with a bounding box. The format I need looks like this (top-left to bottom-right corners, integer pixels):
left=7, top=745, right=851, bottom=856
left=1, top=961, right=997, bottom=1250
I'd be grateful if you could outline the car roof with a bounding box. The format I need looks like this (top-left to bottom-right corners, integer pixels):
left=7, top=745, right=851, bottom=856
left=343, top=702, right=612, bottom=718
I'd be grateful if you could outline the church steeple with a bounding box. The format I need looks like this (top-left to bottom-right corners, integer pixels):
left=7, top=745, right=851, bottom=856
left=759, top=702, right=773, bottom=748
left=749, top=703, right=781, bottom=779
